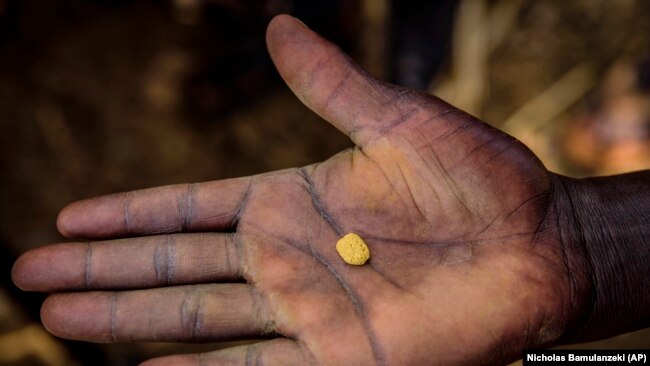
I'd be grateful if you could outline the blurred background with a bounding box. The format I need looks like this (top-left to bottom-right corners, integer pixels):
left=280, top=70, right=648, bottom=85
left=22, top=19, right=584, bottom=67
left=0, top=0, right=649, bottom=364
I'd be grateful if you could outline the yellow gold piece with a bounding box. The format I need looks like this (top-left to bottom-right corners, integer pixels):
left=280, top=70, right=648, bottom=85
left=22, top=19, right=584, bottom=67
left=336, top=233, right=370, bottom=265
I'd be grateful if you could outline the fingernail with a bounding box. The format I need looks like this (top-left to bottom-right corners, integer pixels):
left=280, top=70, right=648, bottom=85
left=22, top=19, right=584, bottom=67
left=292, top=16, right=309, bottom=29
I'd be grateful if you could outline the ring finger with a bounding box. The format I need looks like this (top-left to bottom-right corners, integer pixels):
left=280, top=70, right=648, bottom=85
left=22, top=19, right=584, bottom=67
left=40, top=283, right=273, bottom=343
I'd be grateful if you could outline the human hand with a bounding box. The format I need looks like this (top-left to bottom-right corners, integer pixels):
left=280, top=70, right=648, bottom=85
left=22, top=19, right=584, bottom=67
left=12, top=15, right=590, bottom=365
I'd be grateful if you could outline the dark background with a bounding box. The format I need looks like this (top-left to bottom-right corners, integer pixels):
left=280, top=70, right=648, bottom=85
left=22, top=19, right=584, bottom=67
left=0, top=0, right=648, bottom=364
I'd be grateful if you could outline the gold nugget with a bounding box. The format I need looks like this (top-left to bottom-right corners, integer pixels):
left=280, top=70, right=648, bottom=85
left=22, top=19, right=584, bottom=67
left=336, top=233, right=370, bottom=265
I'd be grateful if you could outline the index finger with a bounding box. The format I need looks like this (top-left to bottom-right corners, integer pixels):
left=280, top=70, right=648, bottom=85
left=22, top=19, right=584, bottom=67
left=57, top=177, right=252, bottom=239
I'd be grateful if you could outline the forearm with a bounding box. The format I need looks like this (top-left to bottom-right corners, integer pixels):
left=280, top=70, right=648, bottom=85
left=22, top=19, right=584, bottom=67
left=553, top=170, right=650, bottom=343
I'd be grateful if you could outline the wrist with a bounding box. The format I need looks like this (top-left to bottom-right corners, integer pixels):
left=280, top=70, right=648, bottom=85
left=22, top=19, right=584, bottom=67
left=551, top=171, right=650, bottom=343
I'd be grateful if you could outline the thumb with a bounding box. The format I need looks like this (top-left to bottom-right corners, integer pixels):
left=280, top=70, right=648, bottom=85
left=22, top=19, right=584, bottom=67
left=266, top=14, right=452, bottom=147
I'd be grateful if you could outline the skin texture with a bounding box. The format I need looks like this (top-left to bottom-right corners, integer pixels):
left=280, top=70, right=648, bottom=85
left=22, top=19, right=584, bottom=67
left=11, top=15, right=616, bottom=365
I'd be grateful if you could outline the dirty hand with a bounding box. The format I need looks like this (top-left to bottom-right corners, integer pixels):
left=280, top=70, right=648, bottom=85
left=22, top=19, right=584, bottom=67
left=13, top=15, right=594, bottom=365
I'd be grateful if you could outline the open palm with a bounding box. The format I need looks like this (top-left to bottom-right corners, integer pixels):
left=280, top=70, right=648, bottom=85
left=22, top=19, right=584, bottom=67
left=13, top=15, right=585, bottom=365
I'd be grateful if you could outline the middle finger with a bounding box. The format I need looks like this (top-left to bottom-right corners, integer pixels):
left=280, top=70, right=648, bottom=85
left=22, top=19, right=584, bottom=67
left=13, top=233, right=244, bottom=292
